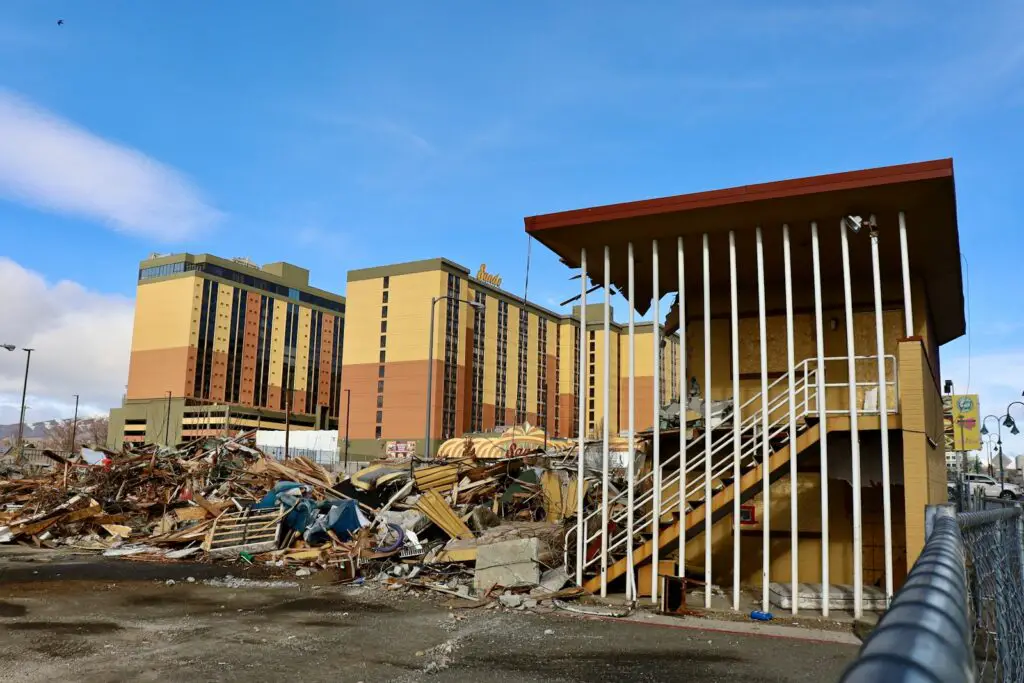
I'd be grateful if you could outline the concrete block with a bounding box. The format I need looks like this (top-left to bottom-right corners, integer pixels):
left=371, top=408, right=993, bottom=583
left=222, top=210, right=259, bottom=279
left=769, top=582, right=888, bottom=611
left=474, top=537, right=542, bottom=593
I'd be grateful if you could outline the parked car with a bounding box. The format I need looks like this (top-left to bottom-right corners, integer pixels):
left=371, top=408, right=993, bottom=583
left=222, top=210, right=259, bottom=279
left=964, top=473, right=1022, bottom=500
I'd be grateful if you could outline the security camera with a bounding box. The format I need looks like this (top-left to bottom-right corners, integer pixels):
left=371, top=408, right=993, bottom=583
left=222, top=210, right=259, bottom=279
left=843, top=215, right=863, bottom=233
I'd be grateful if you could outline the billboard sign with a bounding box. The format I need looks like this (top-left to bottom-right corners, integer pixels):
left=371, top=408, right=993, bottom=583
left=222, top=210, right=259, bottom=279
left=948, top=394, right=981, bottom=451
left=385, top=440, right=417, bottom=459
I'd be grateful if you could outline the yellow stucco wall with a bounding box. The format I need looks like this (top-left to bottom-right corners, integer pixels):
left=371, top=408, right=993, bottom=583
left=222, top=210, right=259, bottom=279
left=131, top=277, right=199, bottom=351
left=269, top=299, right=287, bottom=387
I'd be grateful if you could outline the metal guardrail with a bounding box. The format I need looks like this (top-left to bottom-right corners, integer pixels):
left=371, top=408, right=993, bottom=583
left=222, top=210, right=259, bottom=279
left=841, top=503, right=1024, bottom=682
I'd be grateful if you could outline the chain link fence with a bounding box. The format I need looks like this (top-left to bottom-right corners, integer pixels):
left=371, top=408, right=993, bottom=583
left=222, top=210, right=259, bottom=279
left=842, top=502, right=1024, bottom=682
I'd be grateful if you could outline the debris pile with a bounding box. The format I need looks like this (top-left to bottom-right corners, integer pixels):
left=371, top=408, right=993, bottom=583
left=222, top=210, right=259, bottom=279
left=0, top=426, right=606, bottom=608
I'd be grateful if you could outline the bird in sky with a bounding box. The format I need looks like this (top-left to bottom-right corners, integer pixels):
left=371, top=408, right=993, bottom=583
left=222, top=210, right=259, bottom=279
left=57, top=19, right=64, bottom=26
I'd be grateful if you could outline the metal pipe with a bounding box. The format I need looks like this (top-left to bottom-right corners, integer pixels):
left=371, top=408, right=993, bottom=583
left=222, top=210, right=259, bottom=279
left=626, top=241, right=636, bottom=601
left=870, top=223, right=894, bottom=606
left=812, top=222, right=830, bottom=617
left=651, top=239, right=661, bottom=603
left=70, top=394, right=79, bottom=453
left=678, top=236, right=687, bottom=581
left=756, top=226, right=770, bottom=612
left=783, top=224, right=798, bottom=614
left=898, top=211, right=913, bottom=337
left=729, top=230, right=741, bottom=611
left=15, top=348, right=33, bottom=460
left=343, top=388, right=351, bottom=471
left=424, top=296, right=438, bottom=463
left=753, top=227, right=770, bottom=610
left=841, top=218, right=864, bottom=619
left=702, top=232, right=712, bottom=609
left=601, top=245, right=611, bottom=597
left=576, top=248, right=587, bottom=587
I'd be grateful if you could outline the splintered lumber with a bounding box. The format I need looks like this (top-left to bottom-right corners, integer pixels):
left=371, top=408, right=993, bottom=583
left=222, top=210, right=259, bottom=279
left=415, top=490, right=473, bottom=540
left=414, top=464, right=459, bottom=492
left=191, top=493, right=224, bottom=518
left=174, top=506, right=210, bottom=522
left=203, top=507, right=282, bottom=558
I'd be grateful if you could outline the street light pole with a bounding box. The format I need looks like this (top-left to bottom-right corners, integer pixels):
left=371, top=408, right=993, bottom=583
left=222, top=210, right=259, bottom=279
left=70, top=394, right=80, bottom=453
left=423, top=295, right=482, bottom=471
left=343, top=388, right=351, bottom=471
left=14, top=348, right=33, bottom=461
left=982, top=414, right=1010, bottom=495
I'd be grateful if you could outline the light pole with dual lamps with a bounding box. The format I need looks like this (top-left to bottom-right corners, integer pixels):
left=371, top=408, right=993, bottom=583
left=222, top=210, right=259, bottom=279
left=422, top=295, right=483, bottom=473
left=980, top=414, right=1009, bottom=495
left=2, top=344, right=33, bottom=460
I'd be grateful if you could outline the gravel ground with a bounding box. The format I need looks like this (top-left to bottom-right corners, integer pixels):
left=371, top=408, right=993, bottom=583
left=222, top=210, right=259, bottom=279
left=0, top=576, right=857, bottom=682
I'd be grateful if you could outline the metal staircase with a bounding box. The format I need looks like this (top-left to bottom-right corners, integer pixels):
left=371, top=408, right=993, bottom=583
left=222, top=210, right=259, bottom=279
left=569, top=359, right=827, bottom=594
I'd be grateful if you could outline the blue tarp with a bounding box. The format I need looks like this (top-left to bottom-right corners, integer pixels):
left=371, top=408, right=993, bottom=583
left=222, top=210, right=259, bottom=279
left=252, top=480, right=364, bottom=544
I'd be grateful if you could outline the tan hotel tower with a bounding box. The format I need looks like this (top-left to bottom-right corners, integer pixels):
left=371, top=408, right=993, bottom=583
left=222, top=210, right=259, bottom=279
left=339, top=258, right=680, bottom=459
left=108, top=253, right=345, bottom=448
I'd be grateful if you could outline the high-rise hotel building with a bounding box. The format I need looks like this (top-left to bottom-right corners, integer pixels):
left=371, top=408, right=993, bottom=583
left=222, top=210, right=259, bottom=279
left=108, top=253, right=345, bottom=448
left=340, top=258, right=680, bottom=458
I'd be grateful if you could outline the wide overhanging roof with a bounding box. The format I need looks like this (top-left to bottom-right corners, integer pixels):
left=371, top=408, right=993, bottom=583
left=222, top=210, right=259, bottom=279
left=524, top=159, right=964, bottom=344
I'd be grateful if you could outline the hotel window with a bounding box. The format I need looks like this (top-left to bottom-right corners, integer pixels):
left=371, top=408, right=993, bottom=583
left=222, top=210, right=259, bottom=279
left=495, top=300, right=508, bottom=426
left=382, top=290, right=389, bottom=304
left=381, top=321, right=387, bottom=334
left=515, top=308, right=529, bottom=424
left=377, top=394, right=384, bottom=408
left=554, top=325, right=561, bottom=436
left=377, top=380, right=384, bottom=393
left=375, top=425, right=382, bottom=439
left=305, top=310, right=323, bottom=414
left=378, top=365, right=385, bottom=378
left=537, top=319, right=548, bottom=432
left=382, top=276, right=390, bottom=289
left=380, top=335, right=387, bottom=348
left=572, top=323, right=580, bottom=438
left=470, top=290, right=486, bottom=432
left=440, top=274, right=461, bottom=440
left=376, top=410, right=383, bottom=423
left=193, top=279, right=218, bottom=400
left=379, top=349, right=386, bottom=363
left=328, top=314, right=343, bottom=418
left=381, top=306, right=388, bottom=318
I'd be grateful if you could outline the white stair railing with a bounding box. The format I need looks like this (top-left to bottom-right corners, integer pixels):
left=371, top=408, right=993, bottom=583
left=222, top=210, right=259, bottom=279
left=566, top=354, right=897, bottom=580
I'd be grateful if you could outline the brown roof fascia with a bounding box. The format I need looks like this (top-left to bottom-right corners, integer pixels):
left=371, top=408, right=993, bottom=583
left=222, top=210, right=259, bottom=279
left=524, top=158, right=953, bottom=232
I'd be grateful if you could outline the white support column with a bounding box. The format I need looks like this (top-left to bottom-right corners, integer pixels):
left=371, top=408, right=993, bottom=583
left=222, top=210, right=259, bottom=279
left=729, top=230, right=741, bottom=611
left=756, top=226, right=771, bottom=613
left=783, top=224, right=798, bottom=615
left=811, top=222, right=830, bottom=617
left=600, top=245, right=611, bottom=597
left=898, top=211, right=913, bottom=337
left=870, top=220, right=894, bottom=606
left=840, top=220, right=864, bottom=619
left=651, top=240, right=662, bottom=604
left=702, top=233, right=712, bottom=609
left=626, top=242, right=637, bottom=601
left=677, top=236, right=687, bottom=580
left=576, top=248, right=587, bottom=587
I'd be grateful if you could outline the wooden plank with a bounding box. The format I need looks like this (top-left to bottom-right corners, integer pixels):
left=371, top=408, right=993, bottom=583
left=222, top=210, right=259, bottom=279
left=191, top=494, right=224, bottom=518
left=415, top=490, right=473, bottom=540
left=541, top=471, right=563, bottom=522
left=174, top=506, right=211, bottom=521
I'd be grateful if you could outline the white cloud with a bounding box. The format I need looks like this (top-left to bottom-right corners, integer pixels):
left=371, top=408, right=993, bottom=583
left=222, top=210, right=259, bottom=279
left=942, top=348, right=1024, bottom=463
left=0, top=258, right=132, bottom=425
left=0, top=90, right=221, bottom=240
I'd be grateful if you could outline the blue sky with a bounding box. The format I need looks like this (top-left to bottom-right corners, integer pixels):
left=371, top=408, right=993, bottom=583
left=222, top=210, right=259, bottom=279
left=1, top=1, right=1023, bottom=459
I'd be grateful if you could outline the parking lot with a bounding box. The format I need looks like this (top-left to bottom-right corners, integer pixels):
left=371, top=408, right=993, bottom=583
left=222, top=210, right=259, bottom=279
left=0, top=553, right=857, bottom=683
